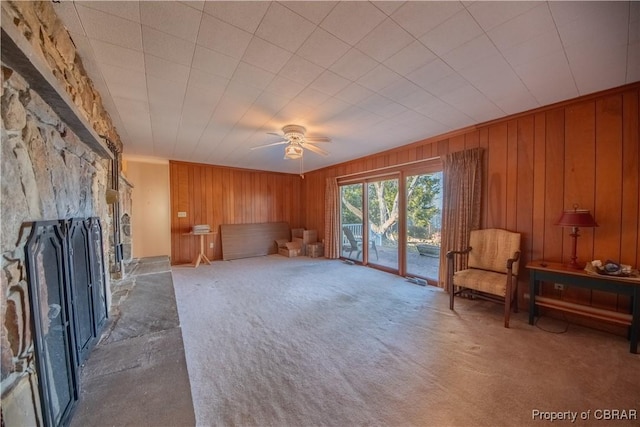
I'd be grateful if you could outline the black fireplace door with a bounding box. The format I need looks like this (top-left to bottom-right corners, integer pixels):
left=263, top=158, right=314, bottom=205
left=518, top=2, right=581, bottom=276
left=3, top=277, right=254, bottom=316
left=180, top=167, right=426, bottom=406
left=25, top=220, right=78, bottom=427
left=68, top=218, right=97, bottom=364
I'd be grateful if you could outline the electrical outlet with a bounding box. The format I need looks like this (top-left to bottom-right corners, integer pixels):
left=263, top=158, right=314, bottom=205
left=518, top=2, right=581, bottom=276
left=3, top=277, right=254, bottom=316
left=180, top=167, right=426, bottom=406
left=554, top=283, right=565, bottom=291
left=209, top=242, right=214, bottom=248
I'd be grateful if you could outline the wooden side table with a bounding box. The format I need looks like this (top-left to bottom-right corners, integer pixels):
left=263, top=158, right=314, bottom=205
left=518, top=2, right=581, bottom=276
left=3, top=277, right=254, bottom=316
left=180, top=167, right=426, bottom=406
left=527, top=260, right=640, bottom=353
left=183, top=232, right=216, bottom=268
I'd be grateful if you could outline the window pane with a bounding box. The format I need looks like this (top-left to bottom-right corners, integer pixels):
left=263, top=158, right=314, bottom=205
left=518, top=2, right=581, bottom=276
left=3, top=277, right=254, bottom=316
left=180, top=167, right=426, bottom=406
left=406, top=171, right=442, bottom=279
left=340, top=184, right=363, bottom=261
left=368, top=178, right=399, bottom=270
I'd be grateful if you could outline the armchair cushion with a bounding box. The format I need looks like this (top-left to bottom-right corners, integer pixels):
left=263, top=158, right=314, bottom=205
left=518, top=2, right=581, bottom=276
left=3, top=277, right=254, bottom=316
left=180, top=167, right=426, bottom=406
left=468, top=228, right=521, bottom=275
left=453, top=269, right=509, bottom=297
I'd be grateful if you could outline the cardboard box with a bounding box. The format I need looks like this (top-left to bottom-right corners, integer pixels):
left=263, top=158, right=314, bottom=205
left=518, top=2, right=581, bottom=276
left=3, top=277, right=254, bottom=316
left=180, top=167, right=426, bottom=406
left=279, top=241, right=302, bottom=257
left=307, top=243, right=324, bottom=258
left=302, top=229, right=317, bottom=244
left=293, top=237, right=305, bottom=255
left=291, top=228, right=304, bottom=238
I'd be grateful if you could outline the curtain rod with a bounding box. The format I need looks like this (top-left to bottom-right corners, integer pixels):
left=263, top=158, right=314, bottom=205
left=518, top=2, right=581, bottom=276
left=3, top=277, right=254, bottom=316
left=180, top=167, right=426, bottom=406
left=335, top=155, right=441, bottom=180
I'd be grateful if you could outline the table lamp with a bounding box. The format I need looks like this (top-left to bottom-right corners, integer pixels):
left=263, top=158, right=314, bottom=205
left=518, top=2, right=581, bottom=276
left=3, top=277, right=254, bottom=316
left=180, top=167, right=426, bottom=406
left=556, top=205, right=598, bottom=269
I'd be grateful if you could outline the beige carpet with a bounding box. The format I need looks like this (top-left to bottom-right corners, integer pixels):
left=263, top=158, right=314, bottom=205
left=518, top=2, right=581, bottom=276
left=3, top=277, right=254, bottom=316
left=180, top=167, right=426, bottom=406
left=172, top=255, right=639, bottom=427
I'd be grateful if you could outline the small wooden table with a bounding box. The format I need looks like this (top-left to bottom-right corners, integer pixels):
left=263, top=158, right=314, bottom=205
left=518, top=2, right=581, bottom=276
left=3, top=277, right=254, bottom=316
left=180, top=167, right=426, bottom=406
left=527, top=260, right=640, bottom=353
left=183, top=232, right=216, bottom=268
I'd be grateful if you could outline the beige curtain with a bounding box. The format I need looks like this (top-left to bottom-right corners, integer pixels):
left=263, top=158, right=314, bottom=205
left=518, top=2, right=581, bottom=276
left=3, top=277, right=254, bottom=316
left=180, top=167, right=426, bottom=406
left=438, top=147, right=484, bottom=288
left=324, top=177, right=341, bottom=259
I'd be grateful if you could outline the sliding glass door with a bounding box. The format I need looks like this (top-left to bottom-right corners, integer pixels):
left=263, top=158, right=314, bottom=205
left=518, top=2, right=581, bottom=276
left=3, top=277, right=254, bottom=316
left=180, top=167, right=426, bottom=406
left=406, top=171, right=442, bottom=280
left=367, top=178, right=399, bottom=271
left=340, top=183, right=363, bottom=261
left=338, top=166, right=442, bottom=282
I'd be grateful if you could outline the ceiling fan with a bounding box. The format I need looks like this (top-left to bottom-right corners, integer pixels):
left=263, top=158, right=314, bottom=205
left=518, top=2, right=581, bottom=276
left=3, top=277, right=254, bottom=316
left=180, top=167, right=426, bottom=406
left=251, top=124, right=331, bottom=159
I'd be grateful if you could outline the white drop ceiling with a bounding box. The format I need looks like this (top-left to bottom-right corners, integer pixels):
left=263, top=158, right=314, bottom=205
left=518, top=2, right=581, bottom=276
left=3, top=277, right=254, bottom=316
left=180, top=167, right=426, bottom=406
left=53, top=1, right=639, bottom=174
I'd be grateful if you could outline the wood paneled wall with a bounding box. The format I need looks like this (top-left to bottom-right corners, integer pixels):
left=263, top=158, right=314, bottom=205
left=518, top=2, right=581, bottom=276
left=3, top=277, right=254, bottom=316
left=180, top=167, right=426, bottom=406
left=169, top=161, right=302, bottom=264
left=301, top=83, right=640, bottom=324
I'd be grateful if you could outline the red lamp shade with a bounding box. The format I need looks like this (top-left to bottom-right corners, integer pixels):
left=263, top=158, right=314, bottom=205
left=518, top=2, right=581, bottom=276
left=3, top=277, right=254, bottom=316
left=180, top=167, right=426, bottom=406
left=556, top=209, right=598, bottom=228
left=556, top=206, right=598, bottom=269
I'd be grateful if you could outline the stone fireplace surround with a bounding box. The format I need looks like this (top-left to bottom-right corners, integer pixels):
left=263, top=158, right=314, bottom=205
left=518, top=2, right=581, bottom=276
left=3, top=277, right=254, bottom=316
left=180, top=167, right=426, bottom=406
left=1, top=2, right=130, bottom=425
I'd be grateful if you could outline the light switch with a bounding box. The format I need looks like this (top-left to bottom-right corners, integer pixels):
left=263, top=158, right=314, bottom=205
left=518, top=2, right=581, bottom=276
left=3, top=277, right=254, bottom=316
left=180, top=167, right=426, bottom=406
left=177, top=211, right=187, bottom=218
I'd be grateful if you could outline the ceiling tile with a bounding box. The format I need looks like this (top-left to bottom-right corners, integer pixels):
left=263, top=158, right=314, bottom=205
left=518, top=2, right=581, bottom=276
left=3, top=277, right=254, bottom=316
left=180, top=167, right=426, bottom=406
left=197, top=14, right=252, bottom=59
left=147, top=75, right=187, bottom=109
left=90, top=39, right=145, bottom=72
left=514, top=50, right=578, bottom=106
left=357, top=64, right=401, bottom=92
left=187, top=69, right=229, bottom=97
left=294, top=87, right=331, bottom=107
left=335, top=83, right=375, bottom=105
left=100, top=63, right=148, bottom=102
left=628, top=41, right=640, bottom=83
left=280, top=1, right=338, bottom=25
left=320, top=1, right=386, bottom=45
left=467, top=1, right=538, bottom=31
left=256, top=3, right=316, bottom=52
left=440, top=84, right=504, bottom=121
left=360, top=94, right=408, bottom=118
left=52, top=2, right=84, bottom=35
left=407, top=59, right=455, bottom=91
left=426, top=73, right=468, bottom=98
left=264, top=76, right=305, bottom=99
left=329, top=48, right=379, bottom=81
left=356, top=18, right=414, bottom=62
left=442, top=34, right=500, bottom=71
left=378, top=79, right=422, bottom=103
left=414, top=98, right=473, bottom=129
left=191, top=45, right=239, bottom=80
left=76, top=4, right=143, bottom=50
left=308, top=70, right=351, bottom=96
left=242, top=37, right=293, bottom=74
left=384, top=40, right=437, bottom=75
left=180, top=1, right=205, bottom=12
left=296, top=28, right=351, bottom=68
left=396, top=88, right=437, bottom=110
left=372, top=1, right=406, bottom=16
left=231, top=62, right=276, bottom=91
left=142, top=26, right=195, bottom=66
left=182, top=77, right=226, bottom=128
left=487, top=3, right=555, bottom=52
left=553, top=1, right=629, bottom=49
left=566, top=43, right=628, bottom=95
left=279, top=55, right=325, bottom=86
left=312, top=96, right=351, bottom=123
left=253, top=92, right=292, bottom=116
left=144, top=54, right=190, bottom=86
left=502, top=30, right=563, bottom=68
left=81, top=0, right=141, bottom=23
left=140, top=1, right=201, bottom=42
left=391, top=1, right=463, bottom=39
left=420, top=9, right=483, bottom=57
left=203, top=0, right=269, bottom=33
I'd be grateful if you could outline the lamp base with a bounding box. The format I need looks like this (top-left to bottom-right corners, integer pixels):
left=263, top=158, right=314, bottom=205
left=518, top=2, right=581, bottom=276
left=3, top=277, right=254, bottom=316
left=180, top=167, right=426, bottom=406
left=566, top=260, right=585, bottom=270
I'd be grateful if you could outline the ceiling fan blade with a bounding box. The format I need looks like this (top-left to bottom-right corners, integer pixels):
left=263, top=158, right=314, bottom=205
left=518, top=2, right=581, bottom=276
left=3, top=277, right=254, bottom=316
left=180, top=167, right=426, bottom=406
left=251, top=140, right=288, bottom=150
left=266, top=132, right=282, bottom=137
left=304, top=143, right=329, bottom=156
left=305, top=136, right=331, bottom=143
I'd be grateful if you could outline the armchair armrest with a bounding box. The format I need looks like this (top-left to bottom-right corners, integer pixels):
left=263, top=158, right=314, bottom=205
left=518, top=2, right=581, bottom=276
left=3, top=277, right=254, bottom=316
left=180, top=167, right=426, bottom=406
left=446, top=246, right=472, bottom=260
left=506, top=251, right=520, bottom=271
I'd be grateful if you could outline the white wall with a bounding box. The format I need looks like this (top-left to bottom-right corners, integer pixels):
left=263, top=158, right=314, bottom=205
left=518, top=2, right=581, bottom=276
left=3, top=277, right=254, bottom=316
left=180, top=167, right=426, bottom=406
left=124, top=158, right=171, bottom=258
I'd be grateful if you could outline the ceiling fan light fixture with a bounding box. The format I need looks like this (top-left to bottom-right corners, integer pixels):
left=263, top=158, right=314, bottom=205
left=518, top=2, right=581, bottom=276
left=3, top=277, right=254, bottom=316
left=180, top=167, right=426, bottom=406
left=284, top=144, right=303, bottom=159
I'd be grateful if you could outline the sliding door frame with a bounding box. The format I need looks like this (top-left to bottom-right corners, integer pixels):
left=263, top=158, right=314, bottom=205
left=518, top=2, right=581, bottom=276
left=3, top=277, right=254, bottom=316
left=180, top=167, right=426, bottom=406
left=337, top=157, right=443, bottom=280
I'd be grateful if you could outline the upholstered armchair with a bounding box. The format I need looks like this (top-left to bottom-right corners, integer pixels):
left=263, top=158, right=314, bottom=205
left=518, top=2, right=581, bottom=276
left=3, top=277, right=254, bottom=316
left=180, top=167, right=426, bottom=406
left=446, top=228, right=521, bottom=328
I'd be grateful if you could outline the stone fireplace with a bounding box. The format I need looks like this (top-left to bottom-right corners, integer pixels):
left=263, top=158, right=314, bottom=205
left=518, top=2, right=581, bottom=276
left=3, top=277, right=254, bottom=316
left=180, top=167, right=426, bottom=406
left=1, top=2, right=131, bottom=425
